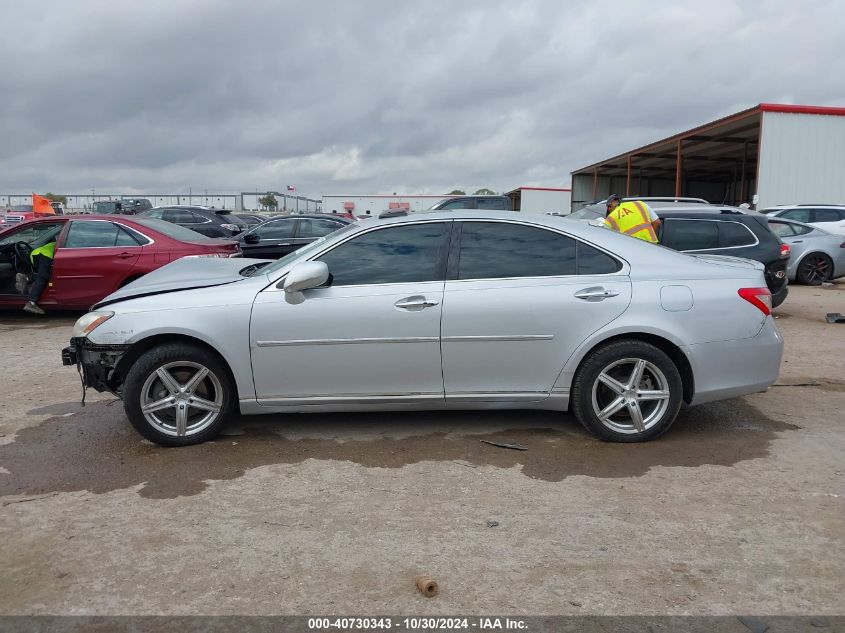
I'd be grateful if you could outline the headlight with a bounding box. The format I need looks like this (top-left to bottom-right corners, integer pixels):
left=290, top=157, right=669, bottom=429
left=72, top=311, right=114, bottom=338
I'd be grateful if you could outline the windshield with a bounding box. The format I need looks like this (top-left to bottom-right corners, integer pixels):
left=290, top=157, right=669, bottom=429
left=131, top=217, right=216, bottom=242
left=261, top=224, right=358, bottom=275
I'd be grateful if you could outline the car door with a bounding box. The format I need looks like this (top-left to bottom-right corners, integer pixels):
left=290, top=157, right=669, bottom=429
left=440, top=220, right=630, bottom=401
left=52, top=219, right=143, bottom=306
left=250, top=221, right=450, bottom=405
left=0, top=220, right=66, bottom=297
left=811, top=208, right=845, bottom=236
left=241, top=218, right=298, bottom=258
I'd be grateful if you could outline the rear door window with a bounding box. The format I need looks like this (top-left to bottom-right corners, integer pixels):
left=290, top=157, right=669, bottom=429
left=661, top=219, right=720, bottom=251
left=476, top=197, right=506, bottom=210
left=813, top=208, right=842, bottom=223
left=456, top=222, right=576, bottom=279
left=577, top=242, right=623, bottom=274
left=718, top=221, right=757, bottom=247
left=64, top=221, right=123, bottom=247
left=298, top=218, right=345, bottom=238
left=781, top=209, right=811, bottom=223
left=255, top=218, right=295, bottom=240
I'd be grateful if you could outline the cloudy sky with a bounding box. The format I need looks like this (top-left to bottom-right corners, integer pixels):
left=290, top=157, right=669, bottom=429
left=1, top=0, right=843, bottom=198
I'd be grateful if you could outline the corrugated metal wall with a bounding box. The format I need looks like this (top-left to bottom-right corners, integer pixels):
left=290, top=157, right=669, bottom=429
left=758, top=112, right=845, bottom=209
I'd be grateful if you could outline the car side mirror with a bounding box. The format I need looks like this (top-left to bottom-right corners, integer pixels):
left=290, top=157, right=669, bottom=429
left=283, top=261, right=329, bottom=295
left=244, top=233, right=260, bottom=244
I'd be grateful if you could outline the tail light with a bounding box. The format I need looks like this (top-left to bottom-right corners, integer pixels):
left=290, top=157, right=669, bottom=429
left=738, top=287, right=772, bottom=316
left=779, top=243, right=790, bottom=258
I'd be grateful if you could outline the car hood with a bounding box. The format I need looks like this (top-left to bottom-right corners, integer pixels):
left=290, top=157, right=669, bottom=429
left=688, top=254, right=765, bottom=271
left=93, top=256, right=271, bottom=309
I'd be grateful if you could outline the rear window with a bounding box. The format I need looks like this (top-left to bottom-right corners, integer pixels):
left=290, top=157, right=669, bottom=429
left=769, top=222, right=795, bottom=238
left=131, top=217, right=214, bottom=242
left=718, top=221, right=757, bottom=247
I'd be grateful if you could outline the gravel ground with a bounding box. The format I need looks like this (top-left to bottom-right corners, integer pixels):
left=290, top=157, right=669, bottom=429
left=0, top=282, right=843, bottom=616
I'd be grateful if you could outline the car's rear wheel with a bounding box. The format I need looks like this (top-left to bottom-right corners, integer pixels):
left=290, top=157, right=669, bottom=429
left=571, top=339, right=683, bottom=442
left=796, top=252, right=833, bottom=285
left=123, top=343, right=235, bottom=446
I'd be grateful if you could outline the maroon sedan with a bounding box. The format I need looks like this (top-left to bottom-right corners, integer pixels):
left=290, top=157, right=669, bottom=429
left=0, top=215, right=241, bottom=310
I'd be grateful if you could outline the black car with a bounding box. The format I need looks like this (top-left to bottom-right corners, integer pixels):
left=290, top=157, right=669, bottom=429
left=139, top=206, right=247, bottom=238
left=657, top=211, right=790, bottom=307
left=234, top=213, right=269, bottom=227
left=92, top=198, right=152, bottom=215
left=238, top=214, right=351, bottom=258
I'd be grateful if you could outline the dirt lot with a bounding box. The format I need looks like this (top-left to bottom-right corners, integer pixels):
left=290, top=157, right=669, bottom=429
left=0, top=282, right=843, bottom=616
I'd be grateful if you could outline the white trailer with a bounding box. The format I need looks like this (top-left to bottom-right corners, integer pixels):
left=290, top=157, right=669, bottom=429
left=506, top=187, right=572, bottom=215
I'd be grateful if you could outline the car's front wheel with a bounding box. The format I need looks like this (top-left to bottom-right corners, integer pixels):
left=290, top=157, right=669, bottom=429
left=123, top=343, right=236, bottom=446
left=571, top=339, right=683, bottom=442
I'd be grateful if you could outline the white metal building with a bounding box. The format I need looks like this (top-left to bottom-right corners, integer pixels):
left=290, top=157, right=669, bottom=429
left=505, top=186, right=572, bottom=214
left=321, top=194, right=454, bottom=217
left=570, top=104, right=845, bottom=210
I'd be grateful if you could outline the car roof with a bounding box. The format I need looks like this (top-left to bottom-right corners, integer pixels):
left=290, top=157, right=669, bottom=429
left=657, top=211, right=758, bottom=221
left=767, top=204, right=845, bottom=208
left=652, top=203, right=747, bottom=214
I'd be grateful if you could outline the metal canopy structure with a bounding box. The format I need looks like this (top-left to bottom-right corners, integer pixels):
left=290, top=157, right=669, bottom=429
left=570, top=103, right=845, bottom=209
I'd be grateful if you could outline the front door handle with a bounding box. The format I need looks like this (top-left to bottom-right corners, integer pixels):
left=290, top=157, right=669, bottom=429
left=117, top=252, right=134, bottom=259
left=791, top=240, right=803, bottom=243
left=394, top=295, right=440, bottom=311
left=574, top=286, right=619, bottom=301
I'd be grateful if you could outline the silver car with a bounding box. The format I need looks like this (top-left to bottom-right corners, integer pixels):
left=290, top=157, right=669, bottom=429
left=62, top=211, right=783, bottom=446
left=767, top=217, right=845, bottom=284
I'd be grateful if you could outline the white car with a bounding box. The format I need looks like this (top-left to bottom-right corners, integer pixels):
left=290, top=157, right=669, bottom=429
left=762, top=205, right=845, bottom=237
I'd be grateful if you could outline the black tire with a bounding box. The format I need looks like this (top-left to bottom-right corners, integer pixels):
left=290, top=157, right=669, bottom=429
left=122, top=343, right=236, bottom=446
left=571, top=339, right=683, bottom=442
left=796, top=252, right=833, bottom=285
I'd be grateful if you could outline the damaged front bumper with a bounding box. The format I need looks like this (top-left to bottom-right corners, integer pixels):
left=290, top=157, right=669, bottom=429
left=62, top=337, right=130, bottom=396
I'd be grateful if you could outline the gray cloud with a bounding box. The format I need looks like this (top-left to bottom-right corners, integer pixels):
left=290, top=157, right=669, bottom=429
left=0, top=0, right=843, bottom=197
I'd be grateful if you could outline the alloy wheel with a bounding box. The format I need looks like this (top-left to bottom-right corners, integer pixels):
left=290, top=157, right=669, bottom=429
left=140, top=361, right=224, bottom=437
left=590, top=357, right=672, bottom=435
left=799, top=254, right=831, bottom=283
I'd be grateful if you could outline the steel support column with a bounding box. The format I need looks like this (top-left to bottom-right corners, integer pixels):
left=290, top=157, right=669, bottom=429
left=674, top=140, right=683, bottom=197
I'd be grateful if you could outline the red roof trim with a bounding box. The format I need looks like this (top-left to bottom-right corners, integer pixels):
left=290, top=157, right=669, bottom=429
left=517, top=186, right=571, bottom=192
left=760, top=103, right=845, bottom=116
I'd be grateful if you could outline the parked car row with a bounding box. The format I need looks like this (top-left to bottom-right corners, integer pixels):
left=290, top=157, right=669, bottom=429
left=0, top=215, right=241, bottom=310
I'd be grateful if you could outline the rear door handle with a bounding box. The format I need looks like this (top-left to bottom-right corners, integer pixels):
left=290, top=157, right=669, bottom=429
left=574, top=286, right=619, bottom=301
left=394, top=295, right=440, bottom=311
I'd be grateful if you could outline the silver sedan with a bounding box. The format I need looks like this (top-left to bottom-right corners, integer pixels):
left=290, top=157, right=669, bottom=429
left=63, top=211, right=783, bottom=446
left=767, top=217, right=845, bottom=284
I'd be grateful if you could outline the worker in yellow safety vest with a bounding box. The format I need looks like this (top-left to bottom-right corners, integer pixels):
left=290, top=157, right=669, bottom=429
left=603, top=200, right=661, bottom=243
left=16, top=226, right=62, bottom=315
